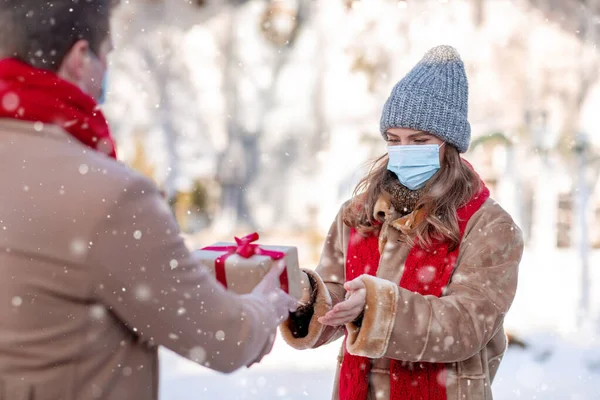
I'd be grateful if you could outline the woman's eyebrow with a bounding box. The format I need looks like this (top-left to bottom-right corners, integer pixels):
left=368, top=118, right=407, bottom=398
left=407, top=131, right=429, bottom=139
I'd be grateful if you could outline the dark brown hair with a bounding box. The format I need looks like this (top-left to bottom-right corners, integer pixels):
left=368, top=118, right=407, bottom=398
left=343, top=144, right=481, bottom=250
left=0, top=0, right=114, bottom=71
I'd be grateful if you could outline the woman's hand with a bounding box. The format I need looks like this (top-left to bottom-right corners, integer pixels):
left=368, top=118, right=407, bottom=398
left=318, top=278, right=366, bottom=326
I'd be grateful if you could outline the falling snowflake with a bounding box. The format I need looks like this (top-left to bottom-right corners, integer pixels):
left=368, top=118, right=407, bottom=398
left=133, top=230, right=142, bottom=240
left=1, top=92, right=19, bottom=112
left=438, top=369, right=456, bottom=386
left=70, top=238, right=87, bottom=256
left=134, top=284, right=151, bottom=301
left=417, top=266, right=437, bottom=284
left=11, top=296, right=22, bottom=307
left=89, top=305, right=106, bottom=319
left=189, top=346, right=207, bottom=363
left=215, top=330, right=225, bottom=341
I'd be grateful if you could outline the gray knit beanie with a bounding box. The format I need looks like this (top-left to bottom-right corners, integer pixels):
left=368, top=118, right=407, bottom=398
left=380, top=45, right=470, bottom=153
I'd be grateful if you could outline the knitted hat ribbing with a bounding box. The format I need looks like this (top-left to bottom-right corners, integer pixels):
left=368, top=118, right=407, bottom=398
left=380, top=45, right=471, bottom=153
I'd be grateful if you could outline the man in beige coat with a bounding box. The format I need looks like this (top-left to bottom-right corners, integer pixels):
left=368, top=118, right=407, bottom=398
left=0, top=1, right=297, bottom=399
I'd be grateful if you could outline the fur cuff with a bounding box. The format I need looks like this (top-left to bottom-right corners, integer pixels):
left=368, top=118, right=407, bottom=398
left=280, top=269, right=332, bottom=350
left=345, top=275, right=399, bottom=358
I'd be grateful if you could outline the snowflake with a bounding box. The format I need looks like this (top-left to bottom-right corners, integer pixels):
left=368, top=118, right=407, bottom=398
left=189, top=346, right=207, bottom=363
left=1, top=92, right=19, bottom=112
left=70, top=238, right=87, bottom=256
left=134, top=284, right=151, bottom=301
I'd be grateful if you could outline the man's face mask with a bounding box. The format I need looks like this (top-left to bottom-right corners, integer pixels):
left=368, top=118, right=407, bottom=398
left=88, top=49, right=108, bottom=103
left=97, top=72, right=108, bottom=104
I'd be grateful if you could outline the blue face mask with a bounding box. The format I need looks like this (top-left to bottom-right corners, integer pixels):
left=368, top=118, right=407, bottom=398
left=387, top=143, right=444, bottom=190
left=97, top=72, right=108, bottom=104
left=89, top=49, right=108, bottom=104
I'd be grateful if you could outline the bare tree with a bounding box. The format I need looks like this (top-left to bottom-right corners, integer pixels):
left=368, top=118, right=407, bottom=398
left=214, top=0, right=314, bottom=232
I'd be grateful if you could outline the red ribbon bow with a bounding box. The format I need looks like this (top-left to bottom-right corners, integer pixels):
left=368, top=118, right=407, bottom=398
left=201, top=233, right=289, bottom=293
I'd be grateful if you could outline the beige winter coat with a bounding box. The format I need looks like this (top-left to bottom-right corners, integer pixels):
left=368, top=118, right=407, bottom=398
left=0, top=119, right=277, bottom=399
left=281, top=194, right=523, bottom=400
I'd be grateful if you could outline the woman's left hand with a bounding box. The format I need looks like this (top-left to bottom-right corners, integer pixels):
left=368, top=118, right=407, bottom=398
left=318, top=278, right=366, bottom=326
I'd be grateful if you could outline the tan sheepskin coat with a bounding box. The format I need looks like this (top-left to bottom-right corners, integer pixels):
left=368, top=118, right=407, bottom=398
left=280, top=195, right=524, bottom=400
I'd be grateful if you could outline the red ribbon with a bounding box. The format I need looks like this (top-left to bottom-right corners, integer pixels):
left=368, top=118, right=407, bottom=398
left=201, top=232, right=289, bottom=293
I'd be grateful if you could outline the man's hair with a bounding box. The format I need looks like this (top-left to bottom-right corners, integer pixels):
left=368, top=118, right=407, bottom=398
left=0, top=0, right=113, bottom=72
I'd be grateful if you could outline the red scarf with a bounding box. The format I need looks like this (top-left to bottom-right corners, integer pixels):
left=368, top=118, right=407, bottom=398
left=0, top=58, right=117, bottom=159
left=339, top=181, right=490, bottom=400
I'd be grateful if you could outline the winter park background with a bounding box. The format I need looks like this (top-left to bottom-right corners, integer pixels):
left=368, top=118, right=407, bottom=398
left=101, top=0, right=600, bottom=398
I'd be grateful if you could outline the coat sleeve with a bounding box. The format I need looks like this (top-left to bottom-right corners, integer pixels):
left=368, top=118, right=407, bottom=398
left=345, top=217, right=524, bottom=363
left=85, top=176, right=277, bottom=373
left=279, top=205, right=349, bottom=349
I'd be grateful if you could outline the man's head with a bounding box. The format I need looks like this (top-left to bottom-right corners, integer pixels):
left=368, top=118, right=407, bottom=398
left=0, top=0, right=115, bottom=100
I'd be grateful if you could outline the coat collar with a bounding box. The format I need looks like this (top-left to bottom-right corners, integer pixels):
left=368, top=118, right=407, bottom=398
left=374, top=192, right=424, bottom=231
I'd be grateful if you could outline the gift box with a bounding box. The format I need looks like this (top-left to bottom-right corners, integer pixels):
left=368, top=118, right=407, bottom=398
left=196, top=233, right=303, bottom=300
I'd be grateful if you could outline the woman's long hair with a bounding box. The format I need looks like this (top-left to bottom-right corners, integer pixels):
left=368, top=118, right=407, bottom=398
left=342, top=144, right=481, bottom=250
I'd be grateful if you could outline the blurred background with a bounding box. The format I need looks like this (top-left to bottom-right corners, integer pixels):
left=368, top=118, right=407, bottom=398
left=103, top=0, right=600, bottom=398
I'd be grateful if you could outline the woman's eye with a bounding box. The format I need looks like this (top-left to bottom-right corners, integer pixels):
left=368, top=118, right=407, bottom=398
left=414, top=139, right=427, bottom=143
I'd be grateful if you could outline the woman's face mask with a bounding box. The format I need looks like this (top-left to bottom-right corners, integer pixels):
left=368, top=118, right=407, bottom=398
left=387, top=143, right=445, bottom=190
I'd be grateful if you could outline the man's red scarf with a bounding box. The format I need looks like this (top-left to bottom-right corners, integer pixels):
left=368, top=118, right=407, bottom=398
left=339, top=180, right=490, bottom=400
left=0, top=58, right=117, bottom=159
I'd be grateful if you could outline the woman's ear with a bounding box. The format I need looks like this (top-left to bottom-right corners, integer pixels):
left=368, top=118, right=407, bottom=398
left=438, top=142, right=447, bottom=164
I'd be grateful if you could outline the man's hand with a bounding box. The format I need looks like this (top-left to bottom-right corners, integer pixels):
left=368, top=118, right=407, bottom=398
left=252, top=261, right=299, bottom=325
left=244, top=262, right=298, bottom=368
left=318, top=277, right=366, bottom=326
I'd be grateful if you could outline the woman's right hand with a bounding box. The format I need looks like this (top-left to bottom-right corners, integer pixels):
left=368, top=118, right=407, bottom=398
left=318, top=278, right=366, bottom=326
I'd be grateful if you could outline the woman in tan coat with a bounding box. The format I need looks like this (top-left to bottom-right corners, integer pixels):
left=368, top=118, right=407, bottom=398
left=281, top=45, right=524, bottom=400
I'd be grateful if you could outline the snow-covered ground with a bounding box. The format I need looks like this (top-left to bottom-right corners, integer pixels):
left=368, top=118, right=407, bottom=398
left=494, top=332, right=600, bottom=399
left=159, top=335, right=339, bottom=400
left=159, top=249, right=600, bottom=399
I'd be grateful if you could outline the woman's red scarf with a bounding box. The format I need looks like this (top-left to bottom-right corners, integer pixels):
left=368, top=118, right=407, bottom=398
left=0, top=58, right=117, bottom=159
left=339, top=181, right=490, bottom=400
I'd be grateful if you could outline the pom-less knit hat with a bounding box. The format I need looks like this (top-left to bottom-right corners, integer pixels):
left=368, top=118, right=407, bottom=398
left=380, top=45, right=470, bottom=153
